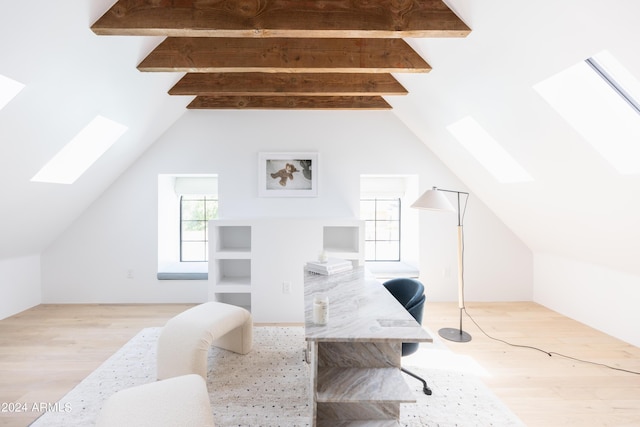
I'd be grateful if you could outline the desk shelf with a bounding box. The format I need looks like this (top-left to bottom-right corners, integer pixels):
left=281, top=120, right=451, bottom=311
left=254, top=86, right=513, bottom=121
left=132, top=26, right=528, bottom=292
left=305, top=268, right=431, bottom=426
left=317, top=421, right=399, bottom=427
left=316, top=367, right=414, bottom=403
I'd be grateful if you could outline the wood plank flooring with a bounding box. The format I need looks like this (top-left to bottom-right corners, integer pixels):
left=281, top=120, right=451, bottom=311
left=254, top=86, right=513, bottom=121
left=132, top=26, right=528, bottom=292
left=0, top=302, right=639, bottom=426
left=0, top=304, right=195, bottom=427
left=427, top=302, right=640, bottom=427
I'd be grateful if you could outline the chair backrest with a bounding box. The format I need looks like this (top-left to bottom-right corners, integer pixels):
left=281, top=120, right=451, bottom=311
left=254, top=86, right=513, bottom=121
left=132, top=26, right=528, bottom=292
left=382, top=278, right=424, bottom=310
left=407, top=293, right=425, bottom=323
left=403, top=293, right=425, bottom=356
left=383, top=278, right=425, bottom=357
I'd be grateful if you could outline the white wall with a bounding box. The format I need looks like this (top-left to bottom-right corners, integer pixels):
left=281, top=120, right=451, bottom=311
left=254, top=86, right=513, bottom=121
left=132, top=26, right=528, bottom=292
left=41, top=110, right=532, bottom=307
left=417, top=190, right=533, bottom=303
left=534, top=253, right=640, bottom=347
left=0, top=255, right=41, bottom=319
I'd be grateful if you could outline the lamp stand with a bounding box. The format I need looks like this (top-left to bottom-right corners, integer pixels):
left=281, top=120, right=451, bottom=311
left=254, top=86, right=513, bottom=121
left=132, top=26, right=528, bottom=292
left=411, top=186, right=472, bottom=343
left=438, top=206, right=472, bottom=343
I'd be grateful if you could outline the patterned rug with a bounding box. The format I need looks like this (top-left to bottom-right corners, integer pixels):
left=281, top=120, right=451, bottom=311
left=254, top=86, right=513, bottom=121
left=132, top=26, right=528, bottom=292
left=31, top=327, right=524, bottom=426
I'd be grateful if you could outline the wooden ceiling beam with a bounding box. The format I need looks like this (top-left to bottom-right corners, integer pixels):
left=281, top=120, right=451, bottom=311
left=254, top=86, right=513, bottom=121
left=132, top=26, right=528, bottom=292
left=187, top=96, right=392, bottom=110
left=138, top=38, right=430, bottom=73
left=91, top=0, right=470, bottom=38
left=169, top=73, right=408, bottom=97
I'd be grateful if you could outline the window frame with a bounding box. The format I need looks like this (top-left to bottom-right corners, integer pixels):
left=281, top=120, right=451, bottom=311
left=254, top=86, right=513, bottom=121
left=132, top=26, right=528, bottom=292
left=361, top=197, right=402, bottom=262
left=179, top=195, right=218, bottom=262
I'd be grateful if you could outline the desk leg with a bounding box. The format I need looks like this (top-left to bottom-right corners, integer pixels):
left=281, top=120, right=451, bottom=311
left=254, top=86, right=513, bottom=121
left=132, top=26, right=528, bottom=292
left=308, top=340, right=318, bottom=427
left=313, top=341, right=411, bottom=424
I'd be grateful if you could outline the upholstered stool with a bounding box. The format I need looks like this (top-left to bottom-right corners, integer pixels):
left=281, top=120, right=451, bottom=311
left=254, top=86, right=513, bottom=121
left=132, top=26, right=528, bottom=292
left=95, top=374, right=214, bottom=427
left=157, top=301, right=253, bottom=380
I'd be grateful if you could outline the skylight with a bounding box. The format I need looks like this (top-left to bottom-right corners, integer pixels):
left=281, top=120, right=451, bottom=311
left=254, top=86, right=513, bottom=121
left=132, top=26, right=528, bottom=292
left=31, top=115, right=128, bottom=184
left=446, top=116, right=534, bottom=183
left=0, top=74, right=25, bottom=110
left=534, top=50, right=640, bottom=174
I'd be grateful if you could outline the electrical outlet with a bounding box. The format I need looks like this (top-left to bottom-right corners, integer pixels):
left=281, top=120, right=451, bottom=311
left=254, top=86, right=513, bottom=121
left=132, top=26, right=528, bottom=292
left=282, top=281, right=291, bottom=294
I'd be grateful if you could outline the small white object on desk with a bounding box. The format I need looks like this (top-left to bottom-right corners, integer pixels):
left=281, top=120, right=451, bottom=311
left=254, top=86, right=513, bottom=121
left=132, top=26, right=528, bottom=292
left=318, top=250, right=329, bottom=263
left=313, top=294, right=329, bottom=325
left=306, top=258, right=352, bottom=275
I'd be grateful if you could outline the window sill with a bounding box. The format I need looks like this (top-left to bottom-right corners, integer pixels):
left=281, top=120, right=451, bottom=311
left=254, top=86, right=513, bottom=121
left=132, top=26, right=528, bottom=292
left=157, top=272, right=208, bottom=280
left=157, top=261, right=208, bottom=281
left=365, top=261, right=419, bottom=279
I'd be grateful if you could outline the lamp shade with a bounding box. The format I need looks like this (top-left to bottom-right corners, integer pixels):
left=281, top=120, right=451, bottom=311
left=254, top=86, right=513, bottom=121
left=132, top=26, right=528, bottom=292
left=411, top=188, right=455, bottom=212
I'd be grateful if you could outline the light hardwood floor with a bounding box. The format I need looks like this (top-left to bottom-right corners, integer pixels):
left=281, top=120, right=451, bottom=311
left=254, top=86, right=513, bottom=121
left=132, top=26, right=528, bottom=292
left=0, top=302, right=638, bottom=427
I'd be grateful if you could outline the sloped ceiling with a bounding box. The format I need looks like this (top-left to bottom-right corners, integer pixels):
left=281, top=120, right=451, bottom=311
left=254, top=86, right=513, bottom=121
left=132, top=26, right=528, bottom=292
left=2, top=0, right=640, bottom=277
left=391, top=0, right=640, bottom=275
left=0, top=0, right=188, bottom=259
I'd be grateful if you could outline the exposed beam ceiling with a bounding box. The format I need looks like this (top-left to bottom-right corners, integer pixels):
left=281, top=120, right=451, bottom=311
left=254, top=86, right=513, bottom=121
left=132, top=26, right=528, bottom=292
left=91, top=0, right=471, bottom=38
left=137, top=38, right=431, bottom=73
left=187, top=95, right=392, bottom=110
left=169, top=73, right=408, bottom=97
left=92, top=0, right=469, bottom=110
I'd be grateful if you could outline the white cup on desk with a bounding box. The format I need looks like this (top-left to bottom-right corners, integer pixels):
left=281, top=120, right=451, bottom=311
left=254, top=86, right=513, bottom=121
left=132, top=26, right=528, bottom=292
left=313, top=294, right=329, bottom=325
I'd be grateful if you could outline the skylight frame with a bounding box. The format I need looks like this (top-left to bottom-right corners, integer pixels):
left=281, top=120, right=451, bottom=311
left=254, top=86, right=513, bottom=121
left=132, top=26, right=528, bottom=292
left=534, top=50, right=640, bottom=174
left=446, top=116, right=534, bottom=184
left=0, top=74, right=25, bottom=110
left=584, top=50, right=640, bottom=114
left=31, top=115, right=128, bottom=184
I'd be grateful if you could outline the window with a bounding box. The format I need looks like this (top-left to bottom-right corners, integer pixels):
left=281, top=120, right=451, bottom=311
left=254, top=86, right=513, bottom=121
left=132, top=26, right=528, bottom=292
left=534, top=50, right=640, bottom=174
left=446, top=116, right=534, bottom=183
left=359, top=175, right=419, bottom=278
left=360, top=198, right=401, bottom=262
left=31, top=115, right=127, bottom=184
left=158, top=174, right=218, bottom=278
left=180, top=195, right=218, bottom=262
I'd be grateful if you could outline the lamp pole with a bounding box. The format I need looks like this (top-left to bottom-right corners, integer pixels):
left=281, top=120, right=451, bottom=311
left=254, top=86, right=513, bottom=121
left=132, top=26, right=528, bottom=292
left=437, top=189, right=471, bottom=342
left=412, top=187, right=472, bottom=343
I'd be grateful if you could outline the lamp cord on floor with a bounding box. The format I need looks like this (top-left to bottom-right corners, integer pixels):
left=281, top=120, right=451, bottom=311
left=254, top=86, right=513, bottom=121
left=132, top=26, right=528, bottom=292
left=463, top=308, right=640, bottom=376
left=452, top=191, right=637, bottom=375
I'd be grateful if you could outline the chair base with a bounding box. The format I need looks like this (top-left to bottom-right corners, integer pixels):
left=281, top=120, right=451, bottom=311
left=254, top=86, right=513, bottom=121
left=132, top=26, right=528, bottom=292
left=401, top=367, right=432, bottom=395
left=438, top=327, right=472, bottom=343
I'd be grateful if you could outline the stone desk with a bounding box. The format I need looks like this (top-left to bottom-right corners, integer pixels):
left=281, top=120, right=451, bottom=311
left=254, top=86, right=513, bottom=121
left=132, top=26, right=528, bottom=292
left=304, top=267, right=432, bottom=427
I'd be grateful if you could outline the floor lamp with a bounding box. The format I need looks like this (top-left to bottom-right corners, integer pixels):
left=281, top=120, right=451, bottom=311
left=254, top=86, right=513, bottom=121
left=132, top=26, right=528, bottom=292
left=411, top=186, right=472, bottom=343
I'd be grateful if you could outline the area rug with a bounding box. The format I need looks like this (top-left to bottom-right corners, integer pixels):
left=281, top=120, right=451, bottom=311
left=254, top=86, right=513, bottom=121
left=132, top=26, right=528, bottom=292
left=31, top=327, right=524, bottom=427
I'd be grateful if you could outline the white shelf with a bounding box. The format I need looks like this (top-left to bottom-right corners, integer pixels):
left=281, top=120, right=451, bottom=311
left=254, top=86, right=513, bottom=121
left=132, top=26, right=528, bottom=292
left=214, top=249, right=251, bottom=259
left=215, top=225, right=251, bottom=252
left=215, top=293, right=251, bottom=312
left=213, top=281, right=251, bottom=293
left=209, top=221, right=254, bottom=313
left=322, top=250, right=361, bottom=260
left=323, top=225, right=361, bottom=254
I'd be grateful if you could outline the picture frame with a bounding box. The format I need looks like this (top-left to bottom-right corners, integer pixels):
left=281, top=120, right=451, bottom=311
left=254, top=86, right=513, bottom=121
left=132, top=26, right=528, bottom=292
left=258, top=152, right=318, bottom=197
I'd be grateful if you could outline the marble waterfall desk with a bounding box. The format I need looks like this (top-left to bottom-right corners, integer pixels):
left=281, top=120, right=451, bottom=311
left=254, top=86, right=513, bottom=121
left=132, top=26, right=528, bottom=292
left=304, top=267, right=432, bottom=426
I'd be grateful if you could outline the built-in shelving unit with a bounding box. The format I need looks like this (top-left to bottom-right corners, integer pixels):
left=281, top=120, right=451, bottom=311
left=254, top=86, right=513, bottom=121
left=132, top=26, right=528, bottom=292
left=209, top=222, right=252, bottom=312
left=209, top=219, right=364, bottom=322
left=322, top=225, right=363, bottom=266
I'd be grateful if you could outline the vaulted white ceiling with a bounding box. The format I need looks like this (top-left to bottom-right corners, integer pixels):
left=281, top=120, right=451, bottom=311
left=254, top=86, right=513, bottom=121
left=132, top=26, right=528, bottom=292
left=2, top=0, right=639, bottom=276
left=391, top=0, right=640, bottom=275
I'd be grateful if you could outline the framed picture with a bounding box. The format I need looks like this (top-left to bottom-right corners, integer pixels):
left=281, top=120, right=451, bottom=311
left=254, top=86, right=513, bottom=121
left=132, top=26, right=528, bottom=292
left=258, top=152, right=318, bottom=197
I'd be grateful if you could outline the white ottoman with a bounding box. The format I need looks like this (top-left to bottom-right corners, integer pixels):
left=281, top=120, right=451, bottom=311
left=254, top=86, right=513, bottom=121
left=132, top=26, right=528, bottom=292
left=95, top=374, right=214, bottom=427
left=157, top=301, right=253, bottom=380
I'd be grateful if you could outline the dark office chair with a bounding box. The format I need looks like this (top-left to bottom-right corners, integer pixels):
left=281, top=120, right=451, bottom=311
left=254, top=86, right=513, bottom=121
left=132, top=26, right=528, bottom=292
left=383, top=277, right=432, bottom=395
